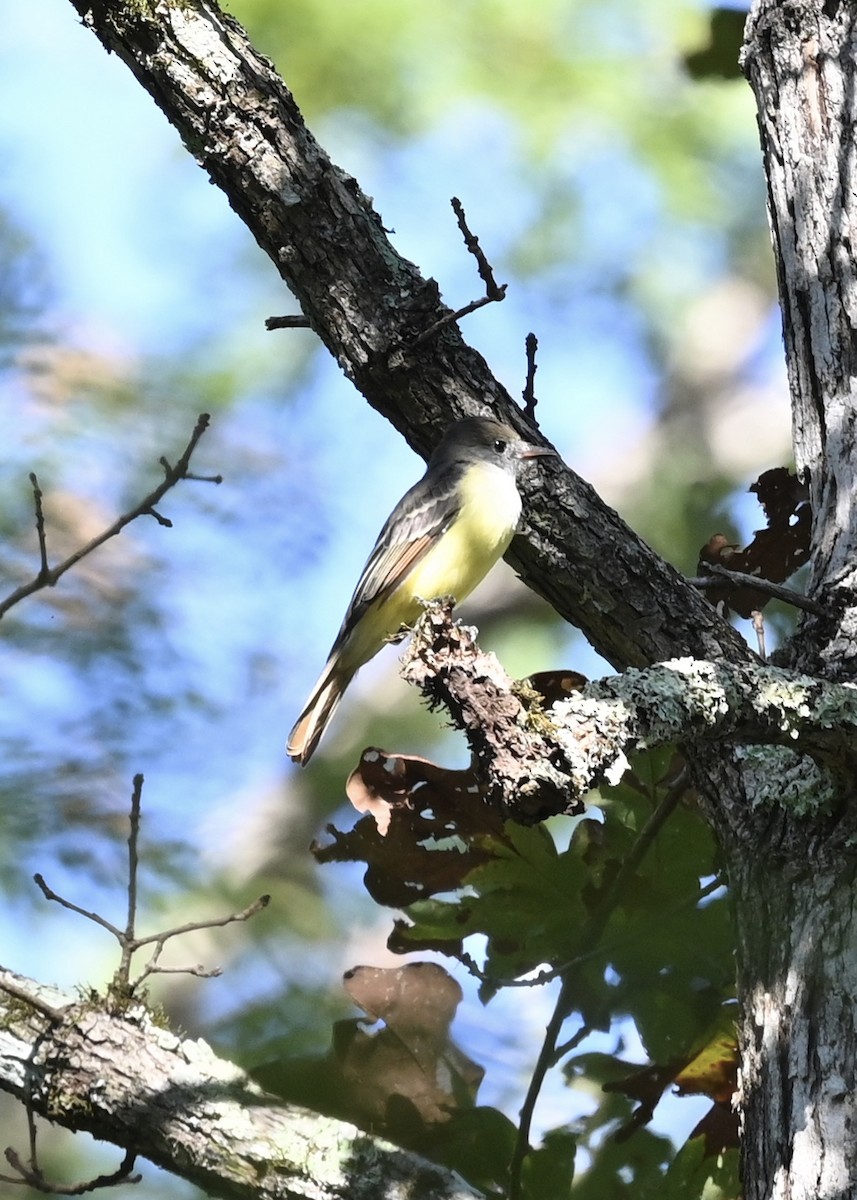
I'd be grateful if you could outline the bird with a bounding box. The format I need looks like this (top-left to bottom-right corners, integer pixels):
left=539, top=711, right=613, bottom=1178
left=287, top=415, right=556, bottom=764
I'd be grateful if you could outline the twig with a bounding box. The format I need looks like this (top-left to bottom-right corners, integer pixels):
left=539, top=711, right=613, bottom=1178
left=508, top=768, right=690, bottom=1200
left=406, top=292, right=507, bottom=353
left=130, top=894, right=270, bottom=989
left=265, top=314, right=311, bottom=331
left=28, top=474, right=49, bottom=579
left=403, top=198, right=507, bottom=354
left=33, top=776, right=270, bottom=1000
left=689, top=563, right=824, bottom=616
left=0, top=1142, right=140, bottom=1194
left=451, top=196, right=505, bottom=300
left=0, top=976, right=68, bottom=1023
left=0, top=414, right=220, bottom=620
left=114, top=775, right=144, bottom=993
left=522, top=333, right=538, bottom=421
left=34, top=874, right=124, bottom=941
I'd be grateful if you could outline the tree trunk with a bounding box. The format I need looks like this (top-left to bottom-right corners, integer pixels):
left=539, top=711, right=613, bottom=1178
left=730, top=2, right=857, bottom=1196
left=732, top=858, right=857, bottom=1200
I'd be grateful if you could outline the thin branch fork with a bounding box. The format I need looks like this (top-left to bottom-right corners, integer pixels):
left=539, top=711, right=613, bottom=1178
left=0, top=413, right=220, bottom=620
left=33, top=775, right=269, bottom=1001
left=403, top=198, right=508, bottom=354
left=689, top=562, right=824, bottom=616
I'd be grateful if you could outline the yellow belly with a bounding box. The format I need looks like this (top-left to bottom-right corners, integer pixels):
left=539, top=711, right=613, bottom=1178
left=339, top=461, right=523, bottom=673
left=380, top=459, right=521, bottom=628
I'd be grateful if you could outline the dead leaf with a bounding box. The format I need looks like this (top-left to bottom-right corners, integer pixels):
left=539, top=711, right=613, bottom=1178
left=337, top=963, right=483, bottom=1129
left=524, top=670, right=588, bottom=708
left=698, top=467, right=811, bottom=617
left=313, top=749, right=507, bottom=906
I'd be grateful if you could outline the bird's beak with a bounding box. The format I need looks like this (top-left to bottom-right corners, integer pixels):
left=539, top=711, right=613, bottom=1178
left=517, top=441, right=558, bottom=461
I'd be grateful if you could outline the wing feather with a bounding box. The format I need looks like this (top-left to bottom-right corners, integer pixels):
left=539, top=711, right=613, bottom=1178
left=335, top=464, right=460, bottom=642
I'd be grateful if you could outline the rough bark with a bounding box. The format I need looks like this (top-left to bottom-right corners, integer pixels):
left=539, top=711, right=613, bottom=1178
left=733, top=4, right=857, bottom=1198
left=404, top=604, right=855, bottom=817
left=0, top=969, right=481, bottom=1200
left=732, top=858, right=857, bottom=1200
left=744, top=0, right=857, bottom=676
left=66, top=0, right=752, bottom=677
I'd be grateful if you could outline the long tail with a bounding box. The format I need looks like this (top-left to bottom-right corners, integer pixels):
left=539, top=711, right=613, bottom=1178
left=287, top=659, right=353, bottom=765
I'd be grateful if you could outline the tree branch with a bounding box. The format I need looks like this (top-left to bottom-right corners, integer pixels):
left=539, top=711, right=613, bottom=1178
left=66, top=0, right=752, bottom=677
left=0, top=413, right=219, bottom=620
left=0, top=969, right=482, bottom=1200
left=403, top=605, right=854, bottom=815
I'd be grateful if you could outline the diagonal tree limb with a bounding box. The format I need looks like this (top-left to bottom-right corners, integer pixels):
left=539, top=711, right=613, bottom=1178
left=66, top=0, right=752, bottom=676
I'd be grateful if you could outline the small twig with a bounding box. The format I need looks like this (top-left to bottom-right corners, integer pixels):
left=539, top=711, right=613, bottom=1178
left=28, top=474, right=49, bottom=579
left=34, top=873, right=123, bottom=940
left=145, top=507, right=172, bottom=528
left=136, top=963, right=222, bottom=983
left=131, top=894, right=271, bottom=952
left=406, top=292, right=506, bottom=353
left=401, top=198, right=507, bottom=355
left=451, top=196, right=505, bottom=300
left=0, top=414, right=219, bottom=620
left=752, top=610, right=767, bottom=662
left=265, top=314, right=311, bottom=331
left=0, top=976, right=68, bottom=1023
left=522, top=333, right=539, bottom=421
left=130, top=894, right=270, bottom=988
left=690, top=563, right=824, bottom=616
left=114, top=775, right=144, bottom=993
left=0, top=1144, right=141, bottom=1194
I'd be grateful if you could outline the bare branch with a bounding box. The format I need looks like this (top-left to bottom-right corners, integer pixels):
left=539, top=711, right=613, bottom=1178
left=113, top=775, right=144, bottom=994
left=28, top=474, right=49, bottom=579
left=35, top=778, right=269, bottom=1000
left=1, top=1143, right=140, bottom=1195
left=265, top=314, right=312, bottom=330
left=0, top=414, right=219, bottom=620
left=450, top=196, right=505, bottom=300
left=403, top=198, right=507, bottom=354
left=129, top=894, right=270, bottom=989
left=33, top=873, right=124, bottom=941
left=522, top=332, right=538, bottom=421
left=690, top=562, right=824, bottom=616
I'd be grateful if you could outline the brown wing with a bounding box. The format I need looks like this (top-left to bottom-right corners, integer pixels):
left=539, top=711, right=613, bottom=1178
left=332, top=462, right=460, bottom=647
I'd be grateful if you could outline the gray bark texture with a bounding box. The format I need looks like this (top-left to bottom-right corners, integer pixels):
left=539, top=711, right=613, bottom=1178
left=0, top=969, right=481, bottom=1200
left=10, top=0, right=854, bottom=1198
left=735, top=3, right=857, bottom=1199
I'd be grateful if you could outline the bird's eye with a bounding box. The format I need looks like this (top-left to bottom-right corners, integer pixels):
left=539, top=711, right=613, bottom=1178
left=493, top=438, right=507, bottom=453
